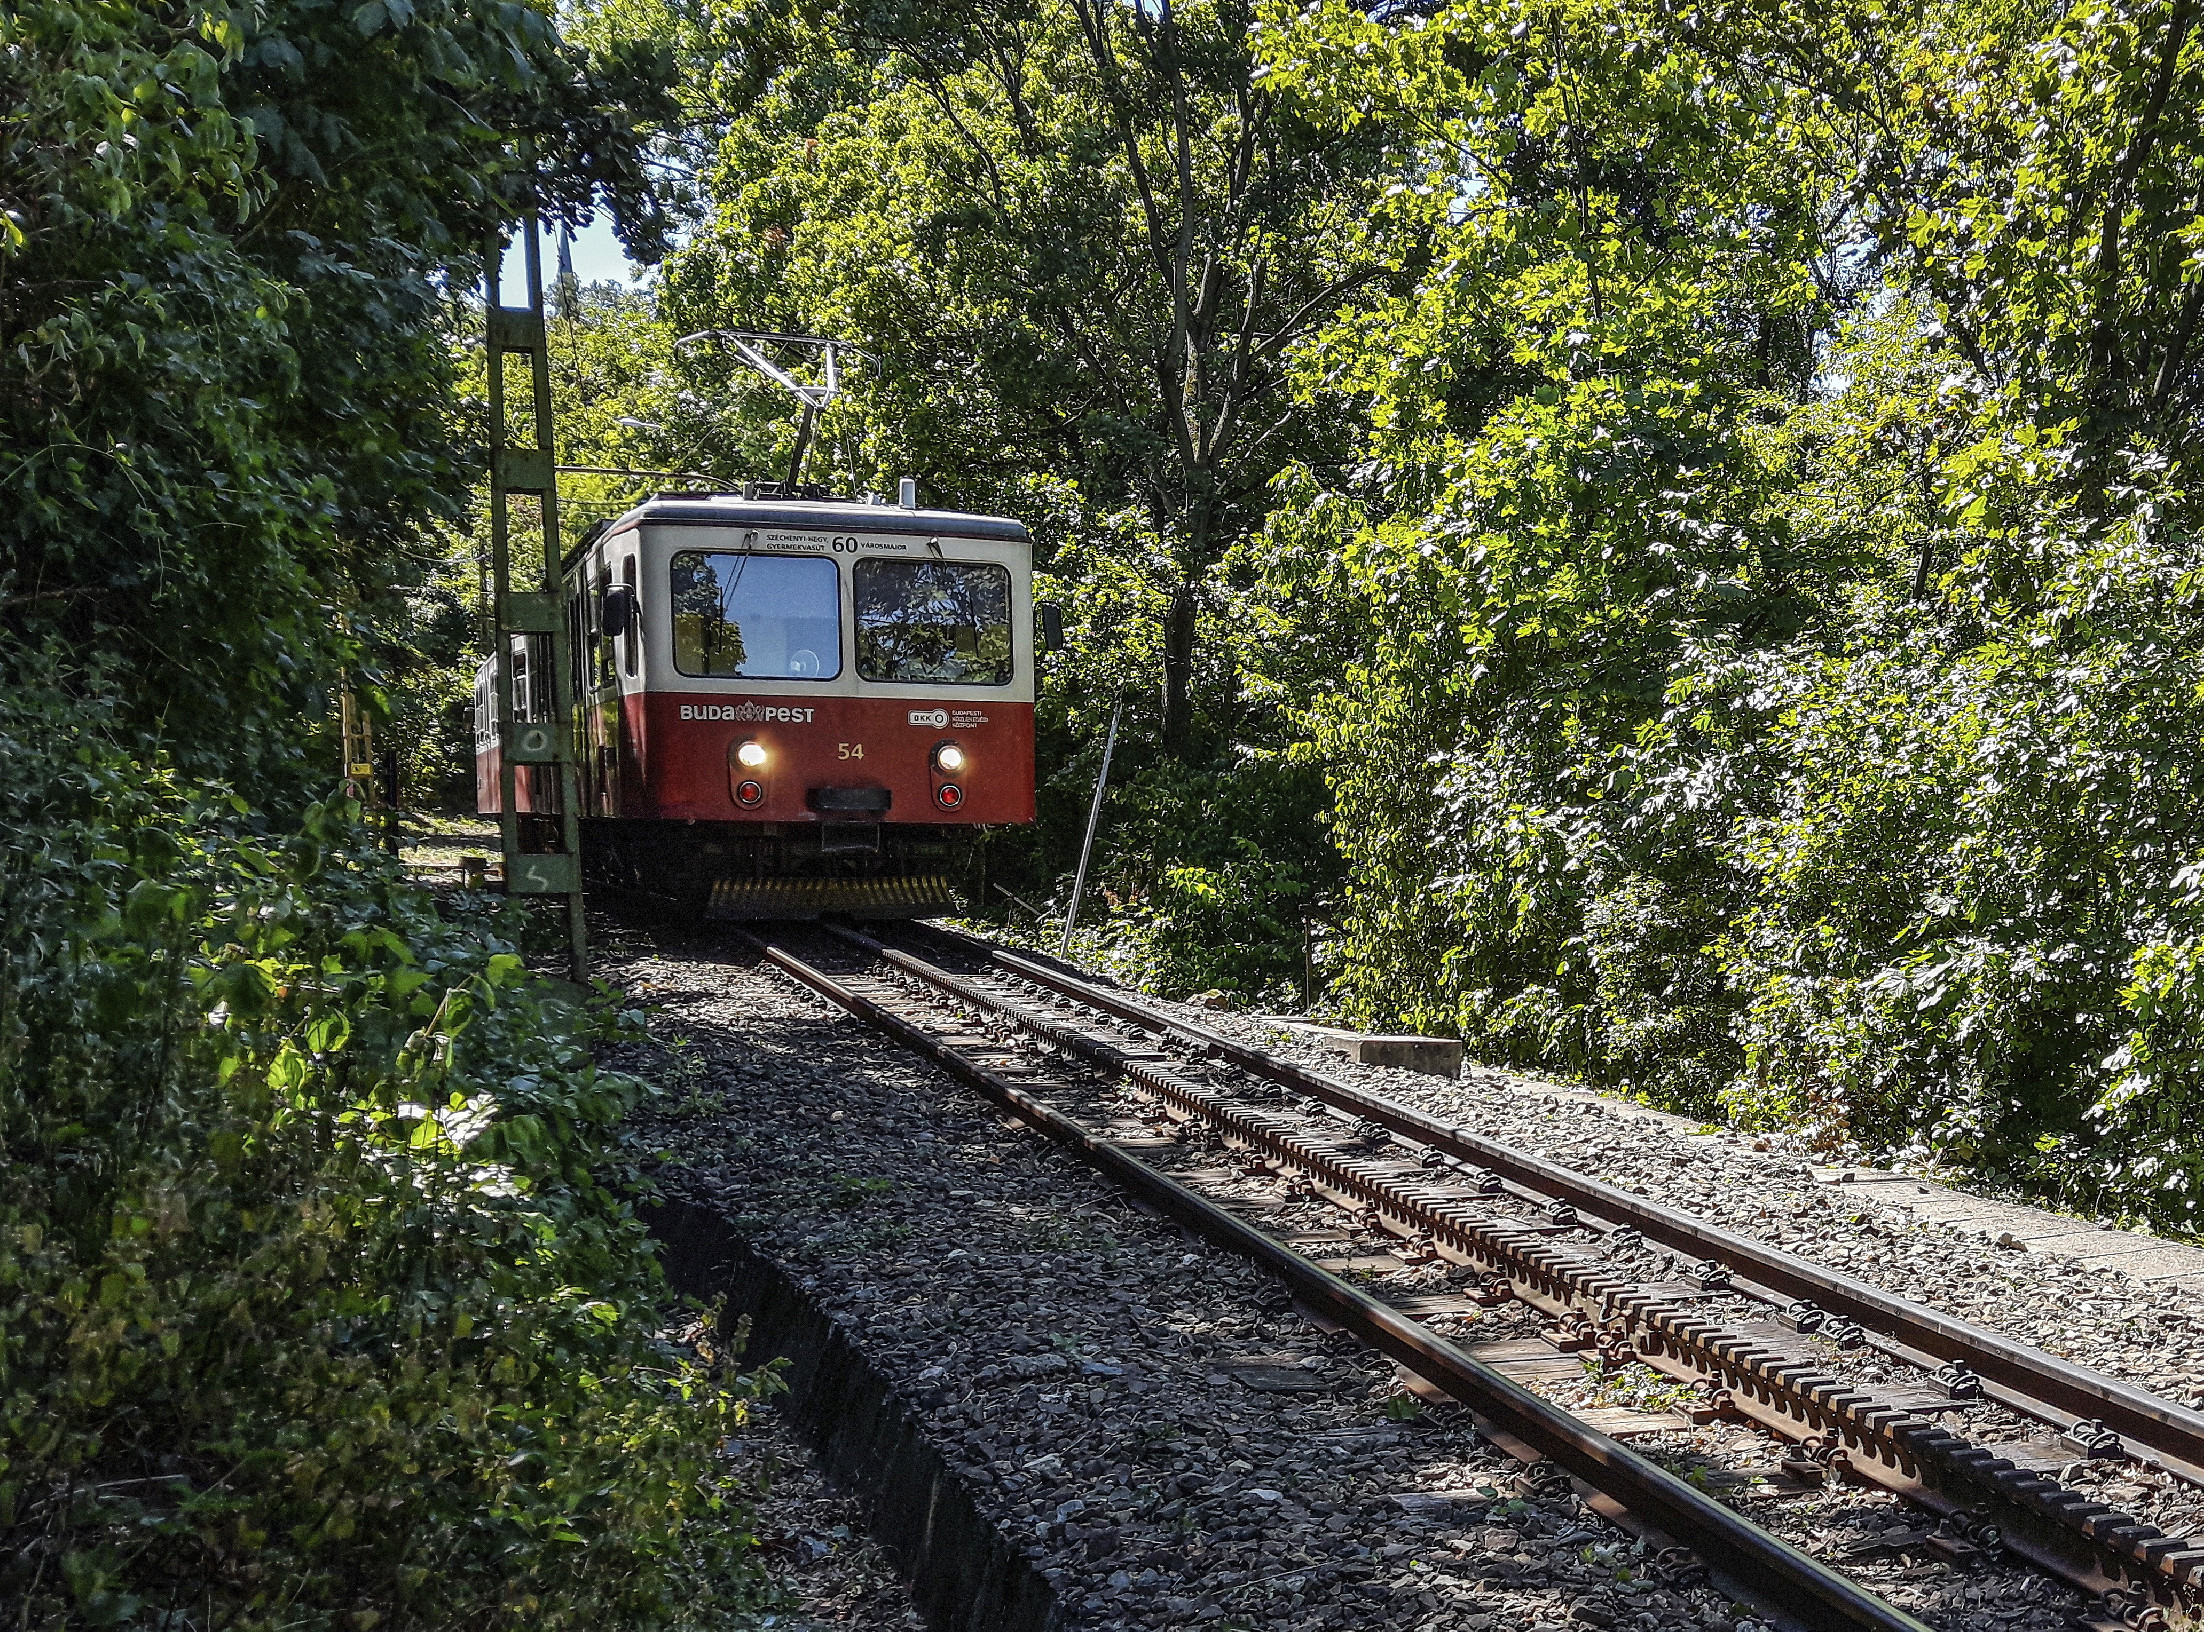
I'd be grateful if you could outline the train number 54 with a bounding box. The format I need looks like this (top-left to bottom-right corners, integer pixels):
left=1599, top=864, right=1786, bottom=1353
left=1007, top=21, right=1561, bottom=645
left=838, top=742, right=864, bottom=759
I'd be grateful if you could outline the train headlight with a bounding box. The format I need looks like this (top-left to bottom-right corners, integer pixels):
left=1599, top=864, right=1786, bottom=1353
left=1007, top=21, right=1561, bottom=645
left=932, top=741, right=966, bottom=774
left=736, top=738, right=768, bottom=768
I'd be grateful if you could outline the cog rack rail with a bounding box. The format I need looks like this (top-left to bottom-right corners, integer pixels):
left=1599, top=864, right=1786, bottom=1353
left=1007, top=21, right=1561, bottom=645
left=910, top=929, right=2204, bottom=1471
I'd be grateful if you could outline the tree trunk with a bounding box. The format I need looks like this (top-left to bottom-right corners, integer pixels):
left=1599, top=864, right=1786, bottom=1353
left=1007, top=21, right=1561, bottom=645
left=1161, top=585, right=1196, bottom=759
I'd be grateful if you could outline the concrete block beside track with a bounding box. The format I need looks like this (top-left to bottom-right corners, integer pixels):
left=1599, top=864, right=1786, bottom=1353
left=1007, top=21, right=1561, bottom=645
left=1275, top=1022, right=1464, bottom=1078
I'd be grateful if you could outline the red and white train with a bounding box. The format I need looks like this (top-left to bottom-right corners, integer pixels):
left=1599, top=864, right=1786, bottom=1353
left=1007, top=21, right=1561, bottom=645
left=476, top=489, right=1042, bottom=917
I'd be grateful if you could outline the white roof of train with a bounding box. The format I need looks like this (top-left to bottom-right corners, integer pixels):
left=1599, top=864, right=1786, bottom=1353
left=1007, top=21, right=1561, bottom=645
left=585, top=492, right=1032, bottom=549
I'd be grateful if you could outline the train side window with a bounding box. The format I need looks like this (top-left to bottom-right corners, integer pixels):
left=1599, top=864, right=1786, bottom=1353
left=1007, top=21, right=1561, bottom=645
left=592, top=565, right=615, bottom=688
left=853, top=558, right=1013, bottom=686
left=567, top=584, right=588, bottom=701
left=670, top=551, right=842, bottom=679
left=621, top=556, right=639, bottom=678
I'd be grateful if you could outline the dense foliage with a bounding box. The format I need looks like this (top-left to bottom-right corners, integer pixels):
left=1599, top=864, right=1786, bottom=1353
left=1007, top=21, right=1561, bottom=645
left=0, top=0, right=671, bottom=777
left=0, top=683, right=766, bottom=1629
left=2, top=2, right=773, bottom=1626
left=1256, top=0, right=2204, bottom=1225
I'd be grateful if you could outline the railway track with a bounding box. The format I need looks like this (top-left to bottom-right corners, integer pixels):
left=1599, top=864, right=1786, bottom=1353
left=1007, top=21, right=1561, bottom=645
left=732, top=920, right=2204, bottom=1632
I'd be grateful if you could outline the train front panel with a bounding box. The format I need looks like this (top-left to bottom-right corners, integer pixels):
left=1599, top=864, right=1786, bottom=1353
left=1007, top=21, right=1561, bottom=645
left=595, top=500, right=1036, bottom=824
left=522, top=494, right=1037, bottom=915
left=642, top=691, right=1034, bottom=824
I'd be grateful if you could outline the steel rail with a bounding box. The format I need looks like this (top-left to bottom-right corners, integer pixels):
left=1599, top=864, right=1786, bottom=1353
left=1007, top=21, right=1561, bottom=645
left=964, top=938, right=2204, bottom=1487
left=836, top=929, right=2203, bottom=1611
left=738, top=929, right=1937, bottom=1632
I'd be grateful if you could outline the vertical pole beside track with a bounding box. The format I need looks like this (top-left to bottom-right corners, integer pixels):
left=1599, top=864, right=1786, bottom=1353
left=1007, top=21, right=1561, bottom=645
left=1060, top=698, right=1121, bottom=959
left=485, top=203, right=589, bottom=982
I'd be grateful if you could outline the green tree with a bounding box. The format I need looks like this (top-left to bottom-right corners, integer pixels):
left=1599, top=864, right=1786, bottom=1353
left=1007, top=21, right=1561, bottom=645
left=1, top=0, right=672, bottom=780
left=1260, top=0, right=2204, bottom=1225
left=1259, top=0, right=1834, bottom=1099
left=1723, top=0, right=2204, bottom=516
left=1, top=6, right=784, bottom=1624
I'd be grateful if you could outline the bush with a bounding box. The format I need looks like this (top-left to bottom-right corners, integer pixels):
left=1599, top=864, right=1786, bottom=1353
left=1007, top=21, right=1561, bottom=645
left=1076, top=857, right=1313, bottom=1007
left=0, top=680, right=769, bottom=1630
left=1718, top=551, right=2204, bottom=1224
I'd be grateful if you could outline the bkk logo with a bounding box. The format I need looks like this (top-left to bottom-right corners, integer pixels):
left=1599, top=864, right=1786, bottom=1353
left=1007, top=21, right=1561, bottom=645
left=907, top=707, right=950, bottom=728
left=678, top=702, right=816, bottom=723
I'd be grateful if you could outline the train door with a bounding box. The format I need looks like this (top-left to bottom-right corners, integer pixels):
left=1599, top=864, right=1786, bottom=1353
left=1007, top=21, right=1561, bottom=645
left=562, top=551, right=612, bottom=818
left=472, top=655, right=496, bottom=814
left=563, top=575, right=590, bottom=811
left=589, top=556, right=619, bottom=814
left=610, top=550, right=640, bottom=815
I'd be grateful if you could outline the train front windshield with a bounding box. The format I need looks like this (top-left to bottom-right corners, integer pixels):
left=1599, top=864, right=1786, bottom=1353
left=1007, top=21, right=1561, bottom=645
left=854, top=558, right=1013, bottom=685
left=671, top=551, right=842, bottom=678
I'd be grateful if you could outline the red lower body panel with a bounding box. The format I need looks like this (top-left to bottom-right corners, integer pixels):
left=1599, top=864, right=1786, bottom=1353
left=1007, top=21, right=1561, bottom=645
left=627, top=692, right=1034, bottom=825
left=477, top=692, right=1035, bottom=831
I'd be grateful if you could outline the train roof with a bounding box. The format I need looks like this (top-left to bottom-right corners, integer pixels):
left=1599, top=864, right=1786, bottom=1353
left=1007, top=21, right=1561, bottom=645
left=585, top=492, right=1033, bottom=550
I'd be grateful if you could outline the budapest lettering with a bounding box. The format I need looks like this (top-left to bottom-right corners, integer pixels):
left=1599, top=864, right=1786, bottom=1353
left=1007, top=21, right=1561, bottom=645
left=678, top=702, right=817, bottom=723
